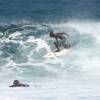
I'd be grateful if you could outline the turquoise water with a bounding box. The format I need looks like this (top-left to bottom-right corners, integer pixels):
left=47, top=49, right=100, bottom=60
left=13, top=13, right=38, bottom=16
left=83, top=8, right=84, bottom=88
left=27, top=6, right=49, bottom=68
left=0, top=0, right=100, bottom=99
left=0, top=0, right=100, bottom=23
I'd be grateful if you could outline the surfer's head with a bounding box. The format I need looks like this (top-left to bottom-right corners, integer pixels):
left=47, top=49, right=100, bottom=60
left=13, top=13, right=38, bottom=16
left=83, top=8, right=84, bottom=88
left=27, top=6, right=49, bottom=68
left=49, top=31, right=55, bottom=37
left=13, top=80, right=20, bottom=85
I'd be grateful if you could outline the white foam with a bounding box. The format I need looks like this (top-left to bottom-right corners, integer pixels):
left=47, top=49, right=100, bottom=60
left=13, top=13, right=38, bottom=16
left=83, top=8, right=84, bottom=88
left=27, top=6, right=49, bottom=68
left=1, top=21, right=100, bottom=100
left=8, top=31, right=21, bottom=39
left=35, top=38, right=51, bottom=52
left=47, top=21, right=100, bottom=35
left=0, top=21, right=100, bottom=78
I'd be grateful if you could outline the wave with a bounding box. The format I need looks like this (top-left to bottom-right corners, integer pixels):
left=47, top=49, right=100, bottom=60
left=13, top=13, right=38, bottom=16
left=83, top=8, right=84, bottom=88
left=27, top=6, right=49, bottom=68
left=0, top=20, right=100, bottom=80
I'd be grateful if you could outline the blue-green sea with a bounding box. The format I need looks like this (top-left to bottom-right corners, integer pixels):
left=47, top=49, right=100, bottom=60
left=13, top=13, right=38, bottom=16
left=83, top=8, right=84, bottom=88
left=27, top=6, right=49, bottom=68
left=0, top=0, right=100, bottom=100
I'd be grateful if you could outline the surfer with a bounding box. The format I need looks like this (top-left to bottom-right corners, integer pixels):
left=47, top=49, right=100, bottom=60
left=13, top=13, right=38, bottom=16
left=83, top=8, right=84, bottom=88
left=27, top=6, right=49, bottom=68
left=49, top=31, right=69, bottom=52
left=9, top=80, right=29, bottom=87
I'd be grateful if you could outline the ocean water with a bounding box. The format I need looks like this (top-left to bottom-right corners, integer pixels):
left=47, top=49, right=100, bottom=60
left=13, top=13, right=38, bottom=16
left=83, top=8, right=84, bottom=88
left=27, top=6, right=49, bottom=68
left=0, top=0, right=100, bottom=100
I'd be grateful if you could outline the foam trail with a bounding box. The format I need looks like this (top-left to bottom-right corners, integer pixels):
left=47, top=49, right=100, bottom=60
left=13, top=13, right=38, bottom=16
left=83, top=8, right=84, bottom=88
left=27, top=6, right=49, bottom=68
left=35, top=38, right=51, bottom=52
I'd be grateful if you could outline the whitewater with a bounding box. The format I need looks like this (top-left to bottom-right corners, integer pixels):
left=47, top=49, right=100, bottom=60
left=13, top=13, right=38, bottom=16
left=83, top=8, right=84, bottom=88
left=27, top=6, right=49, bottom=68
left=0, top=20, right=100, bottom=100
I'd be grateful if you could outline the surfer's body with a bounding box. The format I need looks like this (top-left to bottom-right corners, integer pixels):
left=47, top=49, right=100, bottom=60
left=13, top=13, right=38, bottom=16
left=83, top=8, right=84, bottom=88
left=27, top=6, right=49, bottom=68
left=9, top=80, right=29, bottom=87
left=49, top=31, right=69, bottom=52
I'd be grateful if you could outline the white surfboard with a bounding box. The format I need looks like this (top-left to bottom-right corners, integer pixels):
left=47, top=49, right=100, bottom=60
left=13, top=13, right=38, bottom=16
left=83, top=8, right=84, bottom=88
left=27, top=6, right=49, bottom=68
left=44, top=49, right=69, bottom=59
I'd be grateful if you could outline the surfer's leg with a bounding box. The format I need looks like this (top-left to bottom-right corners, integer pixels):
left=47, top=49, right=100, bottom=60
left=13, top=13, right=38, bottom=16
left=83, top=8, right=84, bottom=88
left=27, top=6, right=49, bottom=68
left=54, top=42, right=60, bottom=52
left=63, top=38, right=71, bottom=49
left=61, top=39, right=67, bottom=48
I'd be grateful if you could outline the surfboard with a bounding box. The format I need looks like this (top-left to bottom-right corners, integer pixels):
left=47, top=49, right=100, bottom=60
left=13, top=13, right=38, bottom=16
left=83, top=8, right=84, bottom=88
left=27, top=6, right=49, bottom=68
left=44, top=49, right=69, bottom=59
